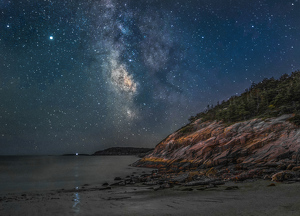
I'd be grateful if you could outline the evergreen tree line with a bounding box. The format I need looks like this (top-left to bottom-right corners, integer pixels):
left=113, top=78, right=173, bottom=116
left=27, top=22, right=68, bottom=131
left=189, top=71, right=300, bottom=126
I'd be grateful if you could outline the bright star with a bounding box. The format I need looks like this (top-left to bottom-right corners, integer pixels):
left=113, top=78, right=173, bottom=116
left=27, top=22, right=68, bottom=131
left=49, top=36, right=54, bottom=40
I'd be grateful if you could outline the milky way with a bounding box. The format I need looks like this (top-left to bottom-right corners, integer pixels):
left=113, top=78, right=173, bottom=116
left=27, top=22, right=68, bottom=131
left=0, top=0, right=299, bottom=155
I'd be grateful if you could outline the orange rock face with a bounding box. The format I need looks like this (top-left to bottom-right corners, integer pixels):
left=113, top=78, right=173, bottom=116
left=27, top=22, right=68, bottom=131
left=135, top=115, right=300, bottom=175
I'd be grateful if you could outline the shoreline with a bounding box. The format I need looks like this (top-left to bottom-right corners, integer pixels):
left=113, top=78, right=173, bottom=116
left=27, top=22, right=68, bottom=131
left=1, top=167, right=300, bottom=215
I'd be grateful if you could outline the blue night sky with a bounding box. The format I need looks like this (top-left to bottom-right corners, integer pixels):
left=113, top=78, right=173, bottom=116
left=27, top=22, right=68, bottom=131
left=0, top=0, right=299, bottom=155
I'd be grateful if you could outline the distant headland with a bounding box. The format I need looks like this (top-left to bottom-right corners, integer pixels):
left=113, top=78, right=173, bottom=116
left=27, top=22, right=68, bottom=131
left=62, top=147, right=154, bottom=157
left=93, top=147, right=153, bottom=157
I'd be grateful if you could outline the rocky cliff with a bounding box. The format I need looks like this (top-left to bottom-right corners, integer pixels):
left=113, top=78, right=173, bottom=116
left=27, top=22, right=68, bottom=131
left=134, top=114, right=300, bottom=181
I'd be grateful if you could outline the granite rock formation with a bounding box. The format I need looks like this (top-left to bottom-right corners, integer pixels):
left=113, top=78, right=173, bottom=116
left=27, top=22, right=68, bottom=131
left=134, top=114, right=300, bottom=182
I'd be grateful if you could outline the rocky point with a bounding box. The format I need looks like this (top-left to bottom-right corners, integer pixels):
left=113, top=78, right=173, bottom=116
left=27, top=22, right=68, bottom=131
left=133, top=114, right=300, bottom=183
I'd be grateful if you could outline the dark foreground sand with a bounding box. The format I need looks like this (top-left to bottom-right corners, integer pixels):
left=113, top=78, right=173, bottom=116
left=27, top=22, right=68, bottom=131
left=1, top=179, right=300, bottom=216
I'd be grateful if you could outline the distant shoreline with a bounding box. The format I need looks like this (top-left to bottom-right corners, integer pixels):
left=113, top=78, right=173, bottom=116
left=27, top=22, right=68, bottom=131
left=62, top=147, right=154, bottom=157
left=92, top=147, right=154, bottom=157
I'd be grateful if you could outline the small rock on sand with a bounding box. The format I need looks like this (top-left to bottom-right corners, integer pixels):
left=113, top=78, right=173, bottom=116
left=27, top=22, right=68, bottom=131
left=114, top=177, right=122, bottom=181
left=225, top=186, right=239, bottom=190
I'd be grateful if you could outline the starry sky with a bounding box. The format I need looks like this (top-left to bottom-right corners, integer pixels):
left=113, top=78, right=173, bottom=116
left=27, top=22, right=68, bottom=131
left=0, top=0, right=299, bottom=155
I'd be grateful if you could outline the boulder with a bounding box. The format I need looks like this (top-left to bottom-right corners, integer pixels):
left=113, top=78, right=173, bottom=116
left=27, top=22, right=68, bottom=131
left=271, top=171, right=296, bottom=182
left=114, top=177, right=122, bottom=181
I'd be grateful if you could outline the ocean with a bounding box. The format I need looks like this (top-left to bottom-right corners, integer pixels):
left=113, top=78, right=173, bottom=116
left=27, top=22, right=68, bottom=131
left=0, top=155, right=147, bottom=195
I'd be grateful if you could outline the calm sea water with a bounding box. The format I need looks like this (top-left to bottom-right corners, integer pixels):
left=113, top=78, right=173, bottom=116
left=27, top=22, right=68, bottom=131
left=0, top=156, right=148, bottom=194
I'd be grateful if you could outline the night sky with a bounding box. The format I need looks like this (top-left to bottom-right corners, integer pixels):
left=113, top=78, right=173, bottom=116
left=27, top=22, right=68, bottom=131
left=0, top=0, right=299, bottom=155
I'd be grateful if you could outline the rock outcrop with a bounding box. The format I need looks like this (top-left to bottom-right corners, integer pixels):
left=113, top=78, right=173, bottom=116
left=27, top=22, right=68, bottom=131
left=134, top=115, right=300, bottom=181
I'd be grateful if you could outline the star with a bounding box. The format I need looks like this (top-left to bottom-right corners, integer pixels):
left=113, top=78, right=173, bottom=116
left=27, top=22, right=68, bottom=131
left=49, top=36, right=54, bottom=40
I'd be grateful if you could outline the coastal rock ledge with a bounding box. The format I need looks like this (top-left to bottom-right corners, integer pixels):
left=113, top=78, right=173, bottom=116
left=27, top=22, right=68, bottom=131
left=133, top=114, right=300, bottom=182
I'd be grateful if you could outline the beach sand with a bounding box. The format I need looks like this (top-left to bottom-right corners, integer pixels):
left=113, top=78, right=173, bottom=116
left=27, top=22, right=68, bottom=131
left=1, top=179, right=300, bottom=216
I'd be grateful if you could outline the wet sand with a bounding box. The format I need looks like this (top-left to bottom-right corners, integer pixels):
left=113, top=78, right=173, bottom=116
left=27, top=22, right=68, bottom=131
left=1, top=179, right=300, bottom=216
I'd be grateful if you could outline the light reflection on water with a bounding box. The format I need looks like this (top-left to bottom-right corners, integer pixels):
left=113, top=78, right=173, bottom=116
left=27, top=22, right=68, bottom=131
left=72, top=158, right=80, bottom=214
left=72, top=191, right=80, bottom=214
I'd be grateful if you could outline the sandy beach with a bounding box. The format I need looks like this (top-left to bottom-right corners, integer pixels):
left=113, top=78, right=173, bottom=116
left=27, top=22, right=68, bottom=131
left=1, top=177, right=300, bottom=216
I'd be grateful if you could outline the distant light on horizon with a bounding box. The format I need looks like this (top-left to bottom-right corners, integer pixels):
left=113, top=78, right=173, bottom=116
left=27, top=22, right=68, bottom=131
left=76, top=153, right=78, bottom=156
